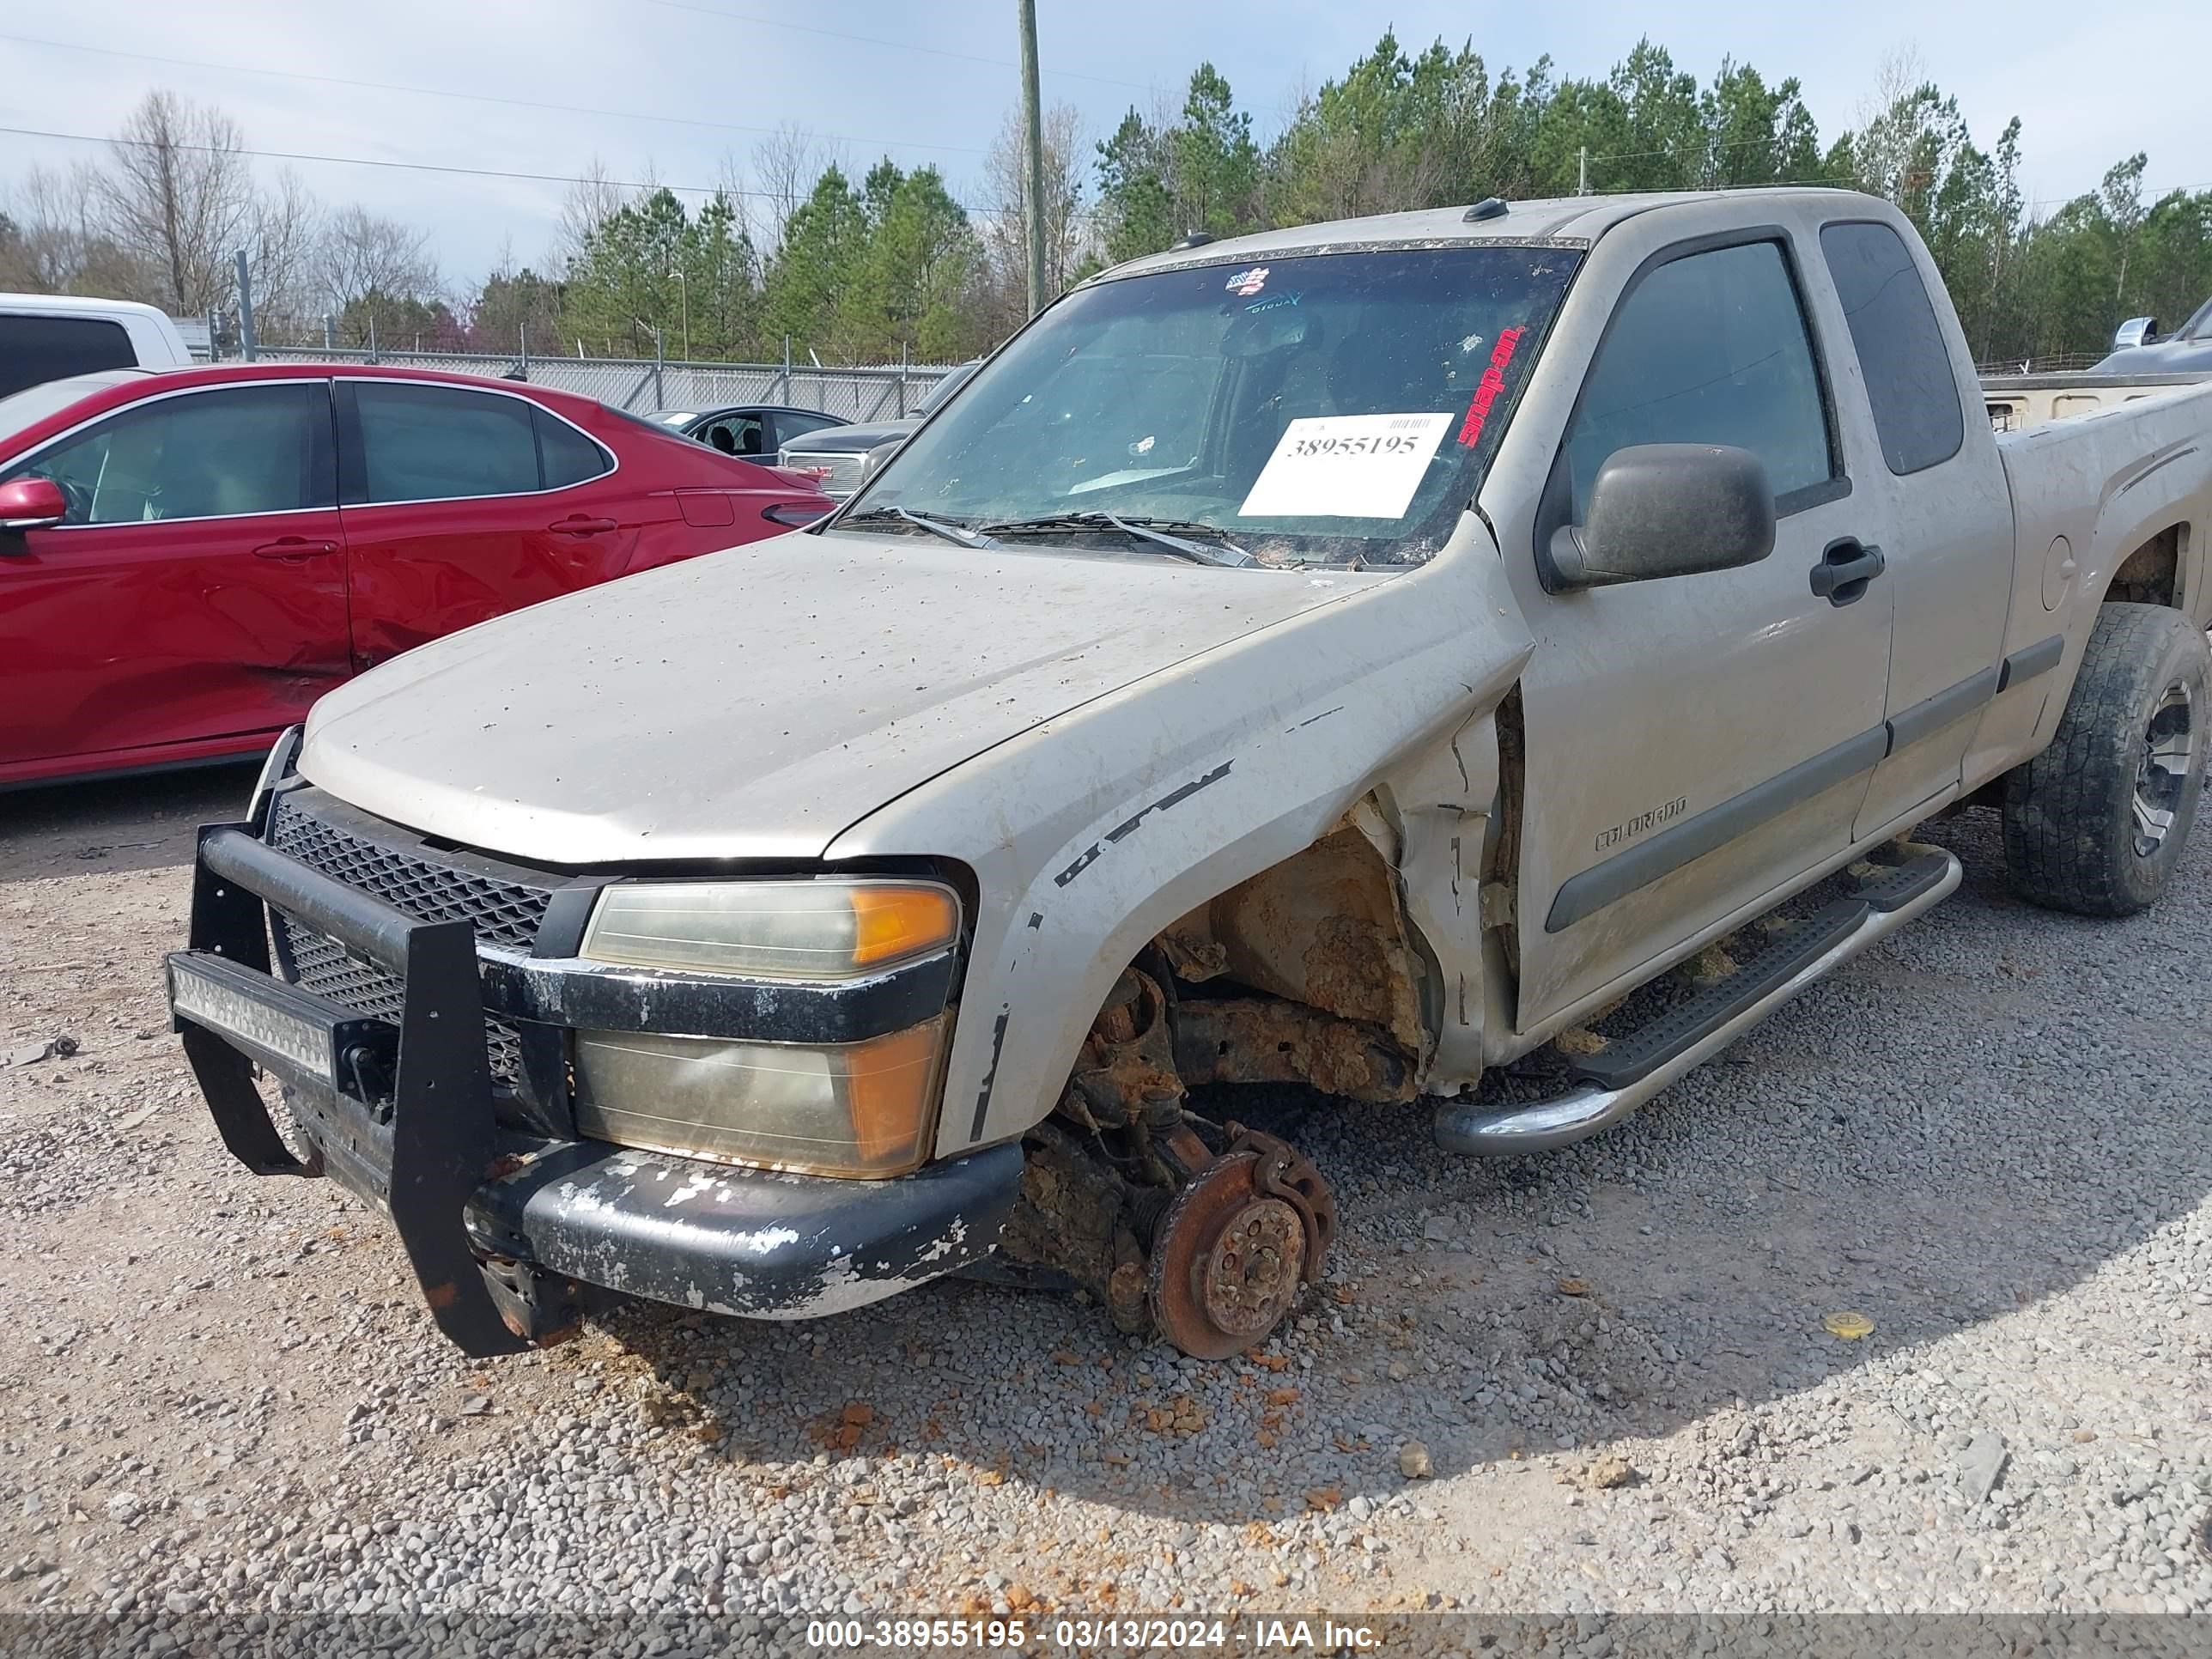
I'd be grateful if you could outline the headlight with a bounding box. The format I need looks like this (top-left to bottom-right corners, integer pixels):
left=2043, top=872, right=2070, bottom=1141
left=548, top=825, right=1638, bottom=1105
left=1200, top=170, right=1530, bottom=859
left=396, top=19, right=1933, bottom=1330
left=573, top=878, right=961, bottom=1176
left=580, top=878, right=957, bottom=980
left=573, top=1018, right=945, bottom=1177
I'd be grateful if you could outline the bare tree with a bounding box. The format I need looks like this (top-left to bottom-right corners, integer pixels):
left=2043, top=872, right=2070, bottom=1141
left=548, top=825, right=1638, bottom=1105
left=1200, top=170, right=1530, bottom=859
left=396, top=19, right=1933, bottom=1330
left=556, top=158, right=629, bottom=271
left=1, top=161, right=151, bottom=296
left=980, top=101, right=1090, bottom=334
left=94, top=89, right=258, bottom=313
left=248, top=167, right=322, bottom=337
left=315, top=204, right=440, bottom=315
left=1846, top=44, right=1933, bottom=199
left=752, top=123, right=844, bottom=249
left=714, top=149, right=760, bottom=251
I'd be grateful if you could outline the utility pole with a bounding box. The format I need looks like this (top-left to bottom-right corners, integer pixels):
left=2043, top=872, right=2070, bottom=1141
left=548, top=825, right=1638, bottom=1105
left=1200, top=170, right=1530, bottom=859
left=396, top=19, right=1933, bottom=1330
left=1017, top=0, right=1047, bottom=315
left=1577, top=147, right=1589, bottom=197
left=670, top=270, right=690, bottom=361
left=234, top=249, right=258, bottom=362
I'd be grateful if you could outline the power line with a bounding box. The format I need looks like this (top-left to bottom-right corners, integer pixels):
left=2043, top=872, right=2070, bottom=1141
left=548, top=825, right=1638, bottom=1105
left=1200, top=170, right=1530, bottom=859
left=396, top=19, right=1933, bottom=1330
left=0, top=32, right=990, bottom=158
left=621, top=0, right=1154, bottom=93
left=0, top=121, right=1016, bottom=217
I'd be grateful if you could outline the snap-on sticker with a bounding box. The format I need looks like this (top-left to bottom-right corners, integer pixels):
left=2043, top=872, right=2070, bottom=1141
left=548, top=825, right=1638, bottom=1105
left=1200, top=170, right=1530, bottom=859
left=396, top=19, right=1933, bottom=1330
left=1224, top=265, right=1270, bottom=296
left=1237, top=411, right=1454, bottom=520
left=1455, top=326, right=1526, bottom=447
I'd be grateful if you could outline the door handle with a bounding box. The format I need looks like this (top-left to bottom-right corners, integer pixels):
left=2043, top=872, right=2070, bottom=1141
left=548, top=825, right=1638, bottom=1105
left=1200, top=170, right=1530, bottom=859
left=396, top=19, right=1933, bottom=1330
left=1810, top=538, right=1885, bottom=606
left=252, top=537, right=339, bottom=561
left=549, top=516, right=618, bottom=536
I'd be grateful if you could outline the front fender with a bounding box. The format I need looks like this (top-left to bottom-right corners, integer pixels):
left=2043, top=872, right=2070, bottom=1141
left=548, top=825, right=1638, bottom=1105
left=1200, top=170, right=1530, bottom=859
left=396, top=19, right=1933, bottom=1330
left=828, top=540, right=1534, bottom=1155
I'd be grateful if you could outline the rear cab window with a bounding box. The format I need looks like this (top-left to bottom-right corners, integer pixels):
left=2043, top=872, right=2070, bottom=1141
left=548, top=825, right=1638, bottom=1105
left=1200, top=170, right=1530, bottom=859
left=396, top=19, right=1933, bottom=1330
left=1819, top=221, right=1965, bottom=475
left=0, top=315, right=137, bottom=400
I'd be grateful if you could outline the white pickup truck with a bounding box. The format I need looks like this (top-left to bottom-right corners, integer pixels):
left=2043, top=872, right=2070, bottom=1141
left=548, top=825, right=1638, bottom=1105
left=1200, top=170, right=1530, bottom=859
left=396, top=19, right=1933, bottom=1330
left=163, top=187, right=2212, bottom=1362
left=0, top=293, right=195, bottom=398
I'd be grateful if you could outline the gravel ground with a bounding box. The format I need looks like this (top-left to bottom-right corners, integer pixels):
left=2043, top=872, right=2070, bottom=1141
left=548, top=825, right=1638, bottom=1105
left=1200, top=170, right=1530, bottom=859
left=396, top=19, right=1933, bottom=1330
left=0, top=766, right=2207, bottom=1650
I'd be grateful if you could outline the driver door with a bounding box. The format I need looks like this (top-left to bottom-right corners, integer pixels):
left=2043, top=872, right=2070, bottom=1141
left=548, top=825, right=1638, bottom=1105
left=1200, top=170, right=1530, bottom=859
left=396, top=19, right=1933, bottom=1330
left=0, top=380, right=349, bottom=769
left=1503, top=224, right=1896, bottom=1030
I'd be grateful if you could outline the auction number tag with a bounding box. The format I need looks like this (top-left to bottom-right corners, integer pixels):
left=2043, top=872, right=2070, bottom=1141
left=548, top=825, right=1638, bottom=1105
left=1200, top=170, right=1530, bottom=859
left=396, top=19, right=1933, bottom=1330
left=1237, top=412, right=1453, bottom=520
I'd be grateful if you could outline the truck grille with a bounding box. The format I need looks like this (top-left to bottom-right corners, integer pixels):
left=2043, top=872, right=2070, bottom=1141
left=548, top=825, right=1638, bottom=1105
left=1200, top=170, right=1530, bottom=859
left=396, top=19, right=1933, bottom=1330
left=778, top=447, right=868, bottom=499
left=264, top=790, right=560, bottom=1086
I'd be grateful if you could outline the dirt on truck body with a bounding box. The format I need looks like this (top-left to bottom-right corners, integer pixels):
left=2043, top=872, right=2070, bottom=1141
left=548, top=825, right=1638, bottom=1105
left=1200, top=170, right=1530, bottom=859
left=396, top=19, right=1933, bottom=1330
left=160, top=186, right=2212, bottom=1364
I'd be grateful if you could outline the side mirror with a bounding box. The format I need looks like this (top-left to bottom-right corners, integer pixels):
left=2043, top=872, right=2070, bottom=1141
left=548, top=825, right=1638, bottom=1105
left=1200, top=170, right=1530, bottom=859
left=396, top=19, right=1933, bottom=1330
left=1543, top=443, right=1776, bottom=592
left=2112, top=317, right=2158, bottom=351
left=0, top=477, right=68, bottom=533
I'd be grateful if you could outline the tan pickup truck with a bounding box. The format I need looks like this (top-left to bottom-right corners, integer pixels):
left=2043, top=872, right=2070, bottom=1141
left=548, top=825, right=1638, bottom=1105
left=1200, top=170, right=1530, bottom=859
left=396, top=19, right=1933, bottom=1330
left=166, top=187, right=2212, bottom=1362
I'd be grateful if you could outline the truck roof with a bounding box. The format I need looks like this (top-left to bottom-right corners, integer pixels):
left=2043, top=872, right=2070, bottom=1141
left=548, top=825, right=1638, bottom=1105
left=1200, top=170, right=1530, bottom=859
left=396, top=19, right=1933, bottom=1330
left=1095, top=187, right=1869, bottom=283
left=0, top=290, right=183, bottom=324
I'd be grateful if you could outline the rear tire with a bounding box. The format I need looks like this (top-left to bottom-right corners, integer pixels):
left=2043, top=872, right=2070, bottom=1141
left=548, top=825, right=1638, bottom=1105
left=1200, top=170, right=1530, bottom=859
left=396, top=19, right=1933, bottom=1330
left=2002, top=602, right=2208, bottom=916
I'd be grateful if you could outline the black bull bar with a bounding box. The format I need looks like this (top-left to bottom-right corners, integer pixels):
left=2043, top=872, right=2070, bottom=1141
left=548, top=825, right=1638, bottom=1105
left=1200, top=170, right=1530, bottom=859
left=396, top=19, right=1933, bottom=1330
left=165, top=817, right=1026, bottom=1358
left=167, top=820, right=534, bottom=1356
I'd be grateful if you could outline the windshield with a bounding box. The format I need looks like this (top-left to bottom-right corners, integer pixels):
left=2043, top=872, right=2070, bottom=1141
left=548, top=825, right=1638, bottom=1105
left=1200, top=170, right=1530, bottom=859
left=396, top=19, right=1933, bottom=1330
left=848, top=246, right=1577, bottom=566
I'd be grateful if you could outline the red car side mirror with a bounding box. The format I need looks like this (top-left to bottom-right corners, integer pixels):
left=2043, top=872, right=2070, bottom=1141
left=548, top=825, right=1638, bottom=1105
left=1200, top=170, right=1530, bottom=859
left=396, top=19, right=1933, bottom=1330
left=0, top=477, right=68, bottom=532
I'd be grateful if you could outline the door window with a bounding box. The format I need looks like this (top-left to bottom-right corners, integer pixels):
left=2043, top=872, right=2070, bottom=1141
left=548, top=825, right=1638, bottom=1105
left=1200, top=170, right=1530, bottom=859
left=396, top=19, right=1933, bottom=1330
left=0, top=315, right=137, bottom=400
left=1820, top=221, right=1965, bottom=475
left=698, top=413, right=767, bottom=458
left=535, top=407, right=613, bottom=487
left=0, top=383, right=332, bottom=524
left=1564, top=240, right=1837, bottom=518
left=355, top=383, right=542, bottom=502
left=771, top=411, right=839, bottom=447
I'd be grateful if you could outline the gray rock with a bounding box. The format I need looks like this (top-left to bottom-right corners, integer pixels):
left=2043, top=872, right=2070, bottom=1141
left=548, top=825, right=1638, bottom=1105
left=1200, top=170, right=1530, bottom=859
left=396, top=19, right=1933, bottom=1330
left=1960, top=1432, right=2009, bottom=1504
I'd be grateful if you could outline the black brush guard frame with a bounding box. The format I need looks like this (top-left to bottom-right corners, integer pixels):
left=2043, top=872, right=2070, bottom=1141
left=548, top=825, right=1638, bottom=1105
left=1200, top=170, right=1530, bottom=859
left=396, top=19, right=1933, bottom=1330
left=169, top=821, right=531, bottom=1358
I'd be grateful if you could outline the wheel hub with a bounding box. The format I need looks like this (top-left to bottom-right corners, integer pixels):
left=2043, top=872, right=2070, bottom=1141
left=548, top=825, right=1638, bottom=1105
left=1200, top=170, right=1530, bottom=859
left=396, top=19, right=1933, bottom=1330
left=1146, top=1151, right=1310, bottom=1359
left=2132, top=679, right=2198, bottom=857
left=1198, top=1194, right=1305, bottom=1340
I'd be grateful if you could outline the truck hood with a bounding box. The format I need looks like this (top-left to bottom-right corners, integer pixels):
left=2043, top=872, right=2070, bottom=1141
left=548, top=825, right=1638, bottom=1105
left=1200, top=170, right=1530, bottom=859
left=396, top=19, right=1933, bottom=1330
left=782, top=419, right=917, bottom=454
left=300, top=532, right=1380, bottom=865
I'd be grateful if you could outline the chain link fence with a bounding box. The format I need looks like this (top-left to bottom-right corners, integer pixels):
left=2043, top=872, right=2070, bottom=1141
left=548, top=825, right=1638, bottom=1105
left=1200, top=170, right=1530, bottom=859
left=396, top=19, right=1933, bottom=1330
left=1974, top=351, right=2111, bottom=378
left=236, top=345, right=955, bottom=423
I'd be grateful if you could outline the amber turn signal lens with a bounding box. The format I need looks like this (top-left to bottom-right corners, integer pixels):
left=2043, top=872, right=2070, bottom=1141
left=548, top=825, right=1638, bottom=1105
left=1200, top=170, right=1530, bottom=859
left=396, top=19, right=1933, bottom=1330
left=850, top=884, right=961, bottom=969
left=842, top=1021, right=945, bottom=1166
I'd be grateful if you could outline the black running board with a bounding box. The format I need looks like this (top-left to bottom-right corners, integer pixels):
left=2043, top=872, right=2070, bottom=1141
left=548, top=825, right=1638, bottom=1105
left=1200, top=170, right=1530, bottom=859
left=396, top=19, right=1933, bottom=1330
left=1436, top=851, right=1960, bottom=1157
left=1567, top=898, right=1869, bottom=1091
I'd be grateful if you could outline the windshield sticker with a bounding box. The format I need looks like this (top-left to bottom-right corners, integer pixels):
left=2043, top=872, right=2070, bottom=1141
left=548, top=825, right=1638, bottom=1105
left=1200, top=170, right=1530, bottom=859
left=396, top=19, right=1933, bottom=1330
left=1237, top=412, right=1454, bottom=520
left=1224, top=265, right=1270, bottom=296
left=1455, top=325, right=1526, bottom=447
left=1245, top=290, right=1301, bottom=314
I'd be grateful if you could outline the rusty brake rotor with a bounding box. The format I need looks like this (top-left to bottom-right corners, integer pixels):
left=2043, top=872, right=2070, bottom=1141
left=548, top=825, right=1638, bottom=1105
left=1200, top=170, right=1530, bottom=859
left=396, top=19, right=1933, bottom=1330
left=1146, top=1150, right=1309, bottom=1360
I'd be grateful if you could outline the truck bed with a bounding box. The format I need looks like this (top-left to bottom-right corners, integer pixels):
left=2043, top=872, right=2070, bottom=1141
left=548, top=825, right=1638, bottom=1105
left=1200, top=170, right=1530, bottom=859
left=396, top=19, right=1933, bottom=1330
left=1981, top=369, right=2209, bottom=434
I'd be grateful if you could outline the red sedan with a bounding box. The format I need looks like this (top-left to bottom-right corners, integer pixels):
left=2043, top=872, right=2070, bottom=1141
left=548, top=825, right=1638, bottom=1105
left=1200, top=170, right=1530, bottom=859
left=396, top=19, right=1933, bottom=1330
left=0, top=363, right=832, bottom=788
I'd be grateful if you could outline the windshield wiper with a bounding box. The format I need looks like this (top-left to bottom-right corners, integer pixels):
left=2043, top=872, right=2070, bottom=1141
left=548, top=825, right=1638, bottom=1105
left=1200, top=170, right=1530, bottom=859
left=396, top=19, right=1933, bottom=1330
left=839, top=505, right=1000, bottom=549
left=981, top=512, right=1256, bottom=568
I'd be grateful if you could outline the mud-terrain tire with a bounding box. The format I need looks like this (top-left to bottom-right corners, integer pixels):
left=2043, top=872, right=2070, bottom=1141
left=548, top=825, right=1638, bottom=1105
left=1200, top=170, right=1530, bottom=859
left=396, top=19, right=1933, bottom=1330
left=2002, top=602, right=2208, bottom=916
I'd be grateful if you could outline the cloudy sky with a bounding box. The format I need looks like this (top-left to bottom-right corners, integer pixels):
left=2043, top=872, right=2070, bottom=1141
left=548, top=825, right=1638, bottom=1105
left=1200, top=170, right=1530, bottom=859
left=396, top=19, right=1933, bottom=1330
left=3, top=0, right=2207, bottom=287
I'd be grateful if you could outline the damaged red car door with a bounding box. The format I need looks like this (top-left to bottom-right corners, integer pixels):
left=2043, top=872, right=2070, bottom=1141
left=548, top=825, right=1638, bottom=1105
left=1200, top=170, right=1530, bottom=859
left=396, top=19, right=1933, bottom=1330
left=0, top=379, right=350, bottom=781
left=335, top=378, right=657, bottom=667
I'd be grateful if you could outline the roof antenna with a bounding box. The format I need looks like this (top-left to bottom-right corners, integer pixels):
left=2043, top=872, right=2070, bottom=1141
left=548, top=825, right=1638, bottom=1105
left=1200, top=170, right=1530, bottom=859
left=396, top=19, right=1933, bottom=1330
left=1168, top=230, right=1217, bottom=251
left=1463, top=198, right=1510, bottom=222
